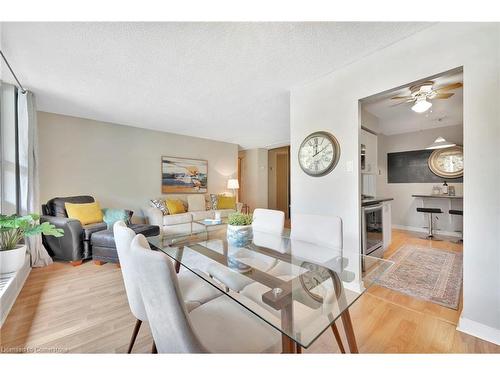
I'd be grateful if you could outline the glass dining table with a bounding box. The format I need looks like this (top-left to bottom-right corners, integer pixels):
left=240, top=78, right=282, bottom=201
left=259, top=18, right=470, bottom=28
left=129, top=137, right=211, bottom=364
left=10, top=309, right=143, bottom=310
left=148, top=226, right=393, bottom=353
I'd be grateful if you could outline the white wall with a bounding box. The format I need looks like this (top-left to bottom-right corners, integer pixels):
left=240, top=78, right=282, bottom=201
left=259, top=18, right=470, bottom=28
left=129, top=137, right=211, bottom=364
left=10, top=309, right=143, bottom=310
left=38, top=112, right=238, bottom=221
left=239, top=148, right=268, bottom=210
left=377, top=124, right=463, bottom=234
left=291, top=23, right=500, bottom=344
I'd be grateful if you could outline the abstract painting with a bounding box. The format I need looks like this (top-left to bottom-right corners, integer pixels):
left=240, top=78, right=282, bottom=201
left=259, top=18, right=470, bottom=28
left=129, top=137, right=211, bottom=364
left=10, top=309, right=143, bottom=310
left=161, top=156, right=208, bottom=194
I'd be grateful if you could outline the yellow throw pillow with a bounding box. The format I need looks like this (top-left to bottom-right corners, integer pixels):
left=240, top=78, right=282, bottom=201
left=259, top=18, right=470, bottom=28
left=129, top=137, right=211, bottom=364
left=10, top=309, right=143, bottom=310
left=165, top=199, right=186, bottom=215
left=217, top=195, right=236, bottom=210
left=65, top=201, right=104, bottom=225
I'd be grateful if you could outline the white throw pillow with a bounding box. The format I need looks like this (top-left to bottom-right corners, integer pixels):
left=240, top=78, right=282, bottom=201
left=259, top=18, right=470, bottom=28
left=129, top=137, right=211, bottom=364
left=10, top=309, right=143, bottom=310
left=187, top=194, right=206, bottom=212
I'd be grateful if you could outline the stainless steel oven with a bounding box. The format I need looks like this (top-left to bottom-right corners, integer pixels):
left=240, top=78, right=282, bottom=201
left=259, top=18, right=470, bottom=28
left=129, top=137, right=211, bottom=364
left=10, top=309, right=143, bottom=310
left=362, top=203, right=384, bottom=259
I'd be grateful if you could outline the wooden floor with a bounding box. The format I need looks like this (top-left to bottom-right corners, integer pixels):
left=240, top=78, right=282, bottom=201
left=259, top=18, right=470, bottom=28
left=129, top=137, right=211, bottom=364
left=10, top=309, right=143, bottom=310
left=0, top=229, right=498, bottom=353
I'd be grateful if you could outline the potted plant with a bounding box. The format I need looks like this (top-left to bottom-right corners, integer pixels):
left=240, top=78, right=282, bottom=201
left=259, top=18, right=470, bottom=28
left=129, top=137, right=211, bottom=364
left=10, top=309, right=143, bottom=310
left=0, top=214, right=64, bottom=274
left=227, top=212, right=253, bottom=247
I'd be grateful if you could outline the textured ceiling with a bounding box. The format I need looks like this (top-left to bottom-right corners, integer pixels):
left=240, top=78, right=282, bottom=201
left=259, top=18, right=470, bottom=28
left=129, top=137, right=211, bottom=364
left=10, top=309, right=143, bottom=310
left=1, top=22, right=432, bottom=148
left=362, top=70, right=463, bottom=135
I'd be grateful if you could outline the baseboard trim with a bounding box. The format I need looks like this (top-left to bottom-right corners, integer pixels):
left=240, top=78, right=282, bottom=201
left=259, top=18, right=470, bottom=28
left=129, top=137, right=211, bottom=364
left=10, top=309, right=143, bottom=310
left=457, top=316, right=500, bottom=345
left=392, top=224, right=461, bottom=238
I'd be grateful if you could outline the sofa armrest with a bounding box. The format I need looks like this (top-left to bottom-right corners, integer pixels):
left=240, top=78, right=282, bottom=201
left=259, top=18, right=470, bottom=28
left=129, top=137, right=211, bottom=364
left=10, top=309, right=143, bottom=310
left=40, top=215, right=84, bottom=261
left=143, top=206, right=164, bottom=230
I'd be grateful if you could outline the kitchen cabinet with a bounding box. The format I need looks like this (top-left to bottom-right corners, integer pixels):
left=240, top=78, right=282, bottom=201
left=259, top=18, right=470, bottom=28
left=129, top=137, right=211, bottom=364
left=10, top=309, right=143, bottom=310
left=382, top=201, right=392, bottom=250
left=360, top=128, right=378, bottom=174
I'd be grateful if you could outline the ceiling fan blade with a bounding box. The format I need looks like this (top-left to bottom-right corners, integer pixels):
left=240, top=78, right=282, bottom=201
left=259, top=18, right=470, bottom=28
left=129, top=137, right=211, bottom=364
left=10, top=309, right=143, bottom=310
left=433, top=93, right=454, bottom=99
left=435, top=82, right=463, bottom=92
left=390, top=100, right=412, bottom=107
left=390, top=96, right=413, bottom=100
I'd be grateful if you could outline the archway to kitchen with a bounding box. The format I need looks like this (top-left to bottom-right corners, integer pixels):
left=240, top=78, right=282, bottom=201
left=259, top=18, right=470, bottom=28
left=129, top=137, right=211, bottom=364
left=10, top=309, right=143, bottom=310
left=358, top=67, right=464, bottom=314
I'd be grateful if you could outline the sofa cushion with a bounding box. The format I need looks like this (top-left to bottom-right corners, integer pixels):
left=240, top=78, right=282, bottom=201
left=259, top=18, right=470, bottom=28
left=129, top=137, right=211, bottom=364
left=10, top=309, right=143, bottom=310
left=218, top=209, right=236, bottom=218
left=82, top=222, right=108, bottom=240
left=190, top=210, right=211, bottom=221
left=46, top=195, right=95, bottom=217
left=163, top=212, right=192, bottom=226
left=187, top=194, right=206, bottom=212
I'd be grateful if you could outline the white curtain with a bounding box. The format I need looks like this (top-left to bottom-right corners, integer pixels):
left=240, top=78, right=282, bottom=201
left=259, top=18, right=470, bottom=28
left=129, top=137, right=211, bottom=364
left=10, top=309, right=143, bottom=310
left=17, top=90, right=53, bottom=267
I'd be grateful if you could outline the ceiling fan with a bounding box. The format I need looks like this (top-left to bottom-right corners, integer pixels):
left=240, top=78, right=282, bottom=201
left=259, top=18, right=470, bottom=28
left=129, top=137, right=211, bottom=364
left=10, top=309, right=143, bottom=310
left=391, top=80, right=463, bottom=113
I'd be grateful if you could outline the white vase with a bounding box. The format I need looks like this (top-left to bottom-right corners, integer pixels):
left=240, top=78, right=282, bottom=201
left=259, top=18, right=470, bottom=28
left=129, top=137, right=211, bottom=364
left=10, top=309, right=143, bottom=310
left=0, top=244, right=27, bottom=274
left=227, top=224, right=253, bottom=247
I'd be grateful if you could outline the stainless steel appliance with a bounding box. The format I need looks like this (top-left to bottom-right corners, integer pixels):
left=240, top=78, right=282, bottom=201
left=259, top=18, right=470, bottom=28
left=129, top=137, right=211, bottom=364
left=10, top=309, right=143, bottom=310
left=362, top=203, right=384, bottom=259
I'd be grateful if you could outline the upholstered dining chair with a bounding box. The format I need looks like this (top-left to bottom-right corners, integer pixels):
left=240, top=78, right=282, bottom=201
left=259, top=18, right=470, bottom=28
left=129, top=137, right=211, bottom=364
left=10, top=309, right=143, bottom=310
left=113, top=221, right=221, bottom=353
left=206, top=208, right=286, bottom=292
left=252, top=208, right=285, bottom=234
left=242, top=213, right=346, bottom=353
left=130, top=234, right=282, bottom=353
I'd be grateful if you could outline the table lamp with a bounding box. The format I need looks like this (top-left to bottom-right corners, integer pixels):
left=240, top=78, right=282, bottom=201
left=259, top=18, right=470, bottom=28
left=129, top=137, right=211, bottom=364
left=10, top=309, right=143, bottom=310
left=227, top=179, right=239, bottom=199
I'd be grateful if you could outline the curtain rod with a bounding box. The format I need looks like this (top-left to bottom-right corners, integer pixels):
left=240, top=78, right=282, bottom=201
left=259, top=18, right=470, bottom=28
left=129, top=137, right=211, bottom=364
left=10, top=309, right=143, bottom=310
left=0, top=50, right=26, bottom=94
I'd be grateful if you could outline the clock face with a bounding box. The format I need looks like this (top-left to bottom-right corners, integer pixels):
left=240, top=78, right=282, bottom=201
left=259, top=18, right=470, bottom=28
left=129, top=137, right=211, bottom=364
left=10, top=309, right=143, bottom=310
left=298, top=131, right=340, bottom=177
left=299, top=262, right=332, bottom=302
left=428, top=146, right=464, bottom=178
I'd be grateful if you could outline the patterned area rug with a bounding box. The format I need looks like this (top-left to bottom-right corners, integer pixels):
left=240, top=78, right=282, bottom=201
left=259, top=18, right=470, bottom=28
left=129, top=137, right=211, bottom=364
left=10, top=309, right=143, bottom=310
left=376, top=245, right=463, bottom=309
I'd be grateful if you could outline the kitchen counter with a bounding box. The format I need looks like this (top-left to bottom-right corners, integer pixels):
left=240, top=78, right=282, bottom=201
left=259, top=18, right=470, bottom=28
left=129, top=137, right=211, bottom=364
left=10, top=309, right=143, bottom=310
left=412, top=194, right=463, bottom=199
left=362, top=197, right=394, bottom=206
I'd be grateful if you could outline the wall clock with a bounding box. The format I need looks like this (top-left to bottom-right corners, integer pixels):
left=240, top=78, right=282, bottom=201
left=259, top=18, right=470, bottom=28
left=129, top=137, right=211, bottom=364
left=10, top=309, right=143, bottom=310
left=299, top=262, right=333, bottom=303
left=428, top=145, right=464, bottom=179
left=298, top=131, right=341, bottom=177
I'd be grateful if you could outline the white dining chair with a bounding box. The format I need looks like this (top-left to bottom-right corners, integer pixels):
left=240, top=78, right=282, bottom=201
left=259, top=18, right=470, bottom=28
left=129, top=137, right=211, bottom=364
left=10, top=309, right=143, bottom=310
left=252, top=208, right=285, bottom=234
left=242, top=213, right=346, bottom=353
left=290, top=213, right=342, bottom=249
left=113, top=221, right=221, bottom=353
left=131, top=234, right=282, bottom=353
left=206, top=209, right=285, bottom=291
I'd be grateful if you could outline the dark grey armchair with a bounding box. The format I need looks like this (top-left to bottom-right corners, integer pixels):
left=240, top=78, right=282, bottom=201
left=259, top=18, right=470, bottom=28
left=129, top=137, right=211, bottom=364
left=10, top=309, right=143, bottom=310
left=41, top=196, right=132, bottom=265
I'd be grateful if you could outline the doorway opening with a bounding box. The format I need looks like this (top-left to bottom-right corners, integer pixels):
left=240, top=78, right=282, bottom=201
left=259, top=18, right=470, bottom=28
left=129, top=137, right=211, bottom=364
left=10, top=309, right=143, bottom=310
left=358, top=67, right=464, bottom=311
left=268, top=146, right=290, bottom=223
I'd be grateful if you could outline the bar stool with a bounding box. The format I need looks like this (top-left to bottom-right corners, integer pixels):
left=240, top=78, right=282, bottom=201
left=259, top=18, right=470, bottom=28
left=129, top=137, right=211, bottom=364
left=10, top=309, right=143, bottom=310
left=416, top=207, right=443, bottom=240
left=449, top=209, right=463, bottom=243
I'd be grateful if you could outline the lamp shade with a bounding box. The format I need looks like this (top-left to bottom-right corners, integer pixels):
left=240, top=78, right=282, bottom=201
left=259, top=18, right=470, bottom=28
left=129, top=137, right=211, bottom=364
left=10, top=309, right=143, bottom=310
left=227, top=179, right=239, bottom=189
left=426, top=136, right=456, bottom=150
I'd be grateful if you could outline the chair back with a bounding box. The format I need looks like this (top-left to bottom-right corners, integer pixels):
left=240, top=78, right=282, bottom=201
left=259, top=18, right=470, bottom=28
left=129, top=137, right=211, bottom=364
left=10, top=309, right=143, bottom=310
left=131, top=234, right=207, bottom=353
left=291, top=213, right=342, bottom=249
left=113, top=221, right=147, bottom=321
left=252, top=209, right=285, bottom=235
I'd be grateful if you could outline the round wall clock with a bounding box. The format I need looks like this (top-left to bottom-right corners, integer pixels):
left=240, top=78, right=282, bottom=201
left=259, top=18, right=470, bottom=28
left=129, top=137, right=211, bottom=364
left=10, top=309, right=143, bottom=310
left=299, top=262, right=333, bottom=303
left=428, top=145, right=464, bottom=178
left=298, top=131, right=340, bottom=177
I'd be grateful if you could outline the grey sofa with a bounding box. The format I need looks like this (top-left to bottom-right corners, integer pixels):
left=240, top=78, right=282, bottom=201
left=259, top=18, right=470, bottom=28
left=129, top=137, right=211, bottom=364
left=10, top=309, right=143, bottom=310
left=41, top=195, right=133, bottom=265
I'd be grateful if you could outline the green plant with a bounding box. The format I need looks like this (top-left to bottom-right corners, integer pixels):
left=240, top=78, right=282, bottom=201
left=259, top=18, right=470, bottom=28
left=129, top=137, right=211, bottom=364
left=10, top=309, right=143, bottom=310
left=227, top=212, right=253, bottom=226
left=0, top=214, right=64, bottom=251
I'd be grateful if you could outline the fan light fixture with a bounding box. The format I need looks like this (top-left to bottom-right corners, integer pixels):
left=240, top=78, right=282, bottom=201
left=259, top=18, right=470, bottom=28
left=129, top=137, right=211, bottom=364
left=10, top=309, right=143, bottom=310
left=426, top=136, right=456, bottom=150
left=411, top=98, right=432, bottom=113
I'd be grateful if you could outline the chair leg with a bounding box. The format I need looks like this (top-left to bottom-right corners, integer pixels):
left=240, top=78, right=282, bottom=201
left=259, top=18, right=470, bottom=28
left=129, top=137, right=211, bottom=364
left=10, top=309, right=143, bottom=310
left=331, top=322, right=346, bottom=353
left=70, top=260, right=83, bottom=266
left=296, top=343, right=302, bottom=353
left=127, top=319, right=142, bottom=353
left=151, top=340, right=157, bottom=354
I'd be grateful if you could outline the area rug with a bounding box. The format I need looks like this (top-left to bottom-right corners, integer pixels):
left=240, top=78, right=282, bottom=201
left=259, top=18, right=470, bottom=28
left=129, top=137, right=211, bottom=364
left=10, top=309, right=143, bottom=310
left=375, top=245, right=462, bottom=309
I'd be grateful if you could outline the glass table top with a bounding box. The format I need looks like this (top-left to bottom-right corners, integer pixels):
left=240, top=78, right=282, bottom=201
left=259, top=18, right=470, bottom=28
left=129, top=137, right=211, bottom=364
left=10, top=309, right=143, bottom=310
left=148, top=228, right=393, bottom=348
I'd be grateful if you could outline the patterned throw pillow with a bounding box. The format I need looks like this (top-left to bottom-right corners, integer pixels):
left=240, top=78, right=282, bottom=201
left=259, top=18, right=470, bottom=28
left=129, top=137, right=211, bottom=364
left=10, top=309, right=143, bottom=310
left=150, top=199, right=168, bottom=215
left=209, top=194, right=218, bottom=210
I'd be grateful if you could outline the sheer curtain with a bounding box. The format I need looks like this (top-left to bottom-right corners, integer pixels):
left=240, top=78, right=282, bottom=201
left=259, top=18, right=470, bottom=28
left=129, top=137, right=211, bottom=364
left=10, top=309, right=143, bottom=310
left=17, top=90, right=52, bottom=267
